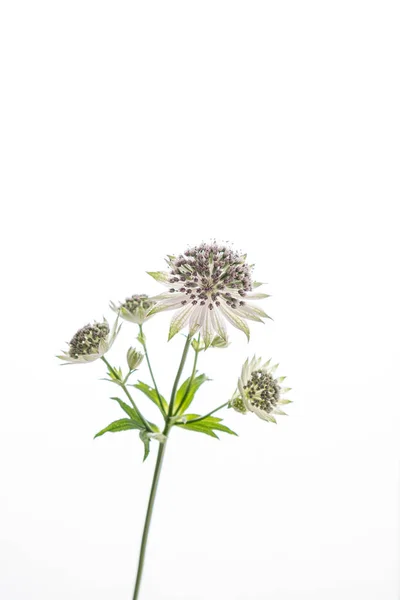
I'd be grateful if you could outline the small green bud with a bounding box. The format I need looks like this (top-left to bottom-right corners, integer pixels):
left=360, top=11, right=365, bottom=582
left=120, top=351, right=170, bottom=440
left=211, top=335, right=230, bottom=349
left=127, top=347, right=144, bottom=371
left=230, top=396, right=248, bottom=414
left=191, top=338, right=205, bottom=352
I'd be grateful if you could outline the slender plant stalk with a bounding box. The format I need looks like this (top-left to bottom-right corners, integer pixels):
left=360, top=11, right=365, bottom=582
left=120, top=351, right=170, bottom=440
left=139, top=324, right=166, bottom=418
left=132, top=334, right=193, bottom=599
left=167, top=334, right=193, bottom=418
left=101, top=356, right=152, bottom=432
left=173, top=334, right=200, bottom=416
left=132, top=435, right=168, bottom=600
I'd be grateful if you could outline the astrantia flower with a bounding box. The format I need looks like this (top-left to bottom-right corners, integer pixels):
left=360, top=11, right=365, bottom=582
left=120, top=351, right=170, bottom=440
left=147, top=243, right=270, bottom=346
left=110, top=294, right=155, bottom=325
left=231, top=356, right=291, bottom=422
left=57, top=318, right=120, bottom=364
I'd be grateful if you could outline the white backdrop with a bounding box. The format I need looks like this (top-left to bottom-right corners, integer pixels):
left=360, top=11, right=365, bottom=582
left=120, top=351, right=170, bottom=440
left=1, top=2, right=399, bottom=599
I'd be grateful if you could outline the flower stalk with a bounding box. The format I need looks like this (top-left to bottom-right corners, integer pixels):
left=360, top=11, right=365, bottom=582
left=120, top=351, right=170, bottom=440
left=138, top=324, right=166, bottom=418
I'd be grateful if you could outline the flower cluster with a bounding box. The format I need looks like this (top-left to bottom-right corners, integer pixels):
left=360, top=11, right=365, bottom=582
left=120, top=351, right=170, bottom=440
left=148, top=242, right=269, bottom=346
left=231, top=356, right=291, bottom=423
left=57, top=319, right=120, bottom=364
left=111, top=294, right=155, bottom=325
left=57, top=241, right=290, bottom=425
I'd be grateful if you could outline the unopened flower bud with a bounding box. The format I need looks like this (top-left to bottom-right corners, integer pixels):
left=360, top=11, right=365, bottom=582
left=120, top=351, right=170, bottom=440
left=230, top=396, right=248, bottom=414
left=211, top=335, right=230, bottom=349
left=127, top=347, right=144, bottom=371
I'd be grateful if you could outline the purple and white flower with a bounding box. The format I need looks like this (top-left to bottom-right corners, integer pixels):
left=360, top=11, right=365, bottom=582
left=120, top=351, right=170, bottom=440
left=147, top=242, right=270, bottom=346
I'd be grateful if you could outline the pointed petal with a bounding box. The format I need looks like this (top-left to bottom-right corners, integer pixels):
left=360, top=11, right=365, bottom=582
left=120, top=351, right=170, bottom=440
left=235, top=305, right=264, bottom=323
left=147, top=271, right=172, bottom=286
left=168, top=304, right=195, bottom=340
left=147, top=295, right=187, bottom=315
left=188, top=305, right=202, bottom=336
left=218, top=300, right=250, bottom=341
left=202, top=307, right=214, bottom=349
left=241, top=303, right=270, bottom=319
left=210, top=307, right=228, bottom=342
left=244, top=292, right=270, bottom=299
left=273, top=408, right=288, bottom=416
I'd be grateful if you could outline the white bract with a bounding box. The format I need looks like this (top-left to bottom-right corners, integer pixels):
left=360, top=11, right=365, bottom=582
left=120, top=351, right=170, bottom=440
left=110, top=294, right=155, bottom=325
left=231, top=356, right=292, bottom=423
left=147, top=243, right=270, bottom=347
left=57, top=318, right=120, bottom=364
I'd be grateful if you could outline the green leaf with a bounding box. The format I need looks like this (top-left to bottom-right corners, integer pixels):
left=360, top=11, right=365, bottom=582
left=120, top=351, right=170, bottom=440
left=139, top=430, right=151, bottom=461
left=110, top=397, right=158, bottom=432
left=94, top=418, right=142, bottom=439
left=177, top=414, right=238, bottom=438
left=178, top=422, right=220, bottom=438
left=133, top=381, right=168, bottom=414
left=173, top=373, right=209, bottom=415
left=111, top=397, right=142, bottom=423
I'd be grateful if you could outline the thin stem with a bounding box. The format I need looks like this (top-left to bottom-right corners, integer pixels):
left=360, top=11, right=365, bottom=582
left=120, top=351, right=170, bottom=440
left=101, top=356, right=152, bottom=432
left=181, top=401, right=229, bottom=425
left=167, top=335, right=193, bottom=419
left=139, top=324, right=166, bottom=418
left=132, top=335, right=193, bottom=599
left=132, top=435, right=169, bottom=600
left=173, top=335, right=200, bottom=416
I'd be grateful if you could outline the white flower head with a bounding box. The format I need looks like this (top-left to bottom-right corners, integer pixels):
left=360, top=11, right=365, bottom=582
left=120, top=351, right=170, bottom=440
left=57, top=318, right=120, bottom=364
left=231, top=356, right=292, bottom=423
left=110, top=294, right=155, bottom=325
left=147, top=242, right=270, bottom=347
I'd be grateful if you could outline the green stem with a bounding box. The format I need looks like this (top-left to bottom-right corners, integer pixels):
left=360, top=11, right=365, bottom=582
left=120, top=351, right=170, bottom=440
left=101, top=356, right=152, bottom=432
left=173, top=335, right=200, bottom=416
left=132, top=335, right=193, bottom=599
left=139, top=324, right=166, bottom=418
left=132, top=434, right=169, bottom=600
left=167, top=335, right=193, bottom=419
left=182, top=401, right=229, bottom=425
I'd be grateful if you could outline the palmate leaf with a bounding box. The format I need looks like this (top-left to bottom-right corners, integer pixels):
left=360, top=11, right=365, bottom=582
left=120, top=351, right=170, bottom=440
left=111, top=397, right=142, bottom=422
left=111, top=397, right=158, bottom=431
left=133, top=381, right=168, bottom=414
left=177, top=413, right=238, bottom=439
left=94, top=418, right=142, bottom=439
left=173, top=374, right=209, bottom=415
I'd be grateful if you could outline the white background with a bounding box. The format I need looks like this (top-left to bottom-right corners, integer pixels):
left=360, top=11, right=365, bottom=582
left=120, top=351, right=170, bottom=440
left=0, top=2, right=399, bottom=599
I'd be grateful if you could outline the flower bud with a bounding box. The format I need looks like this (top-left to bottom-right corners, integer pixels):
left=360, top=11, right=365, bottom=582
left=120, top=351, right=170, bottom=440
left=211, top=335, right=230, bottom=349
left=127, top=347, right=144, bottom=371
